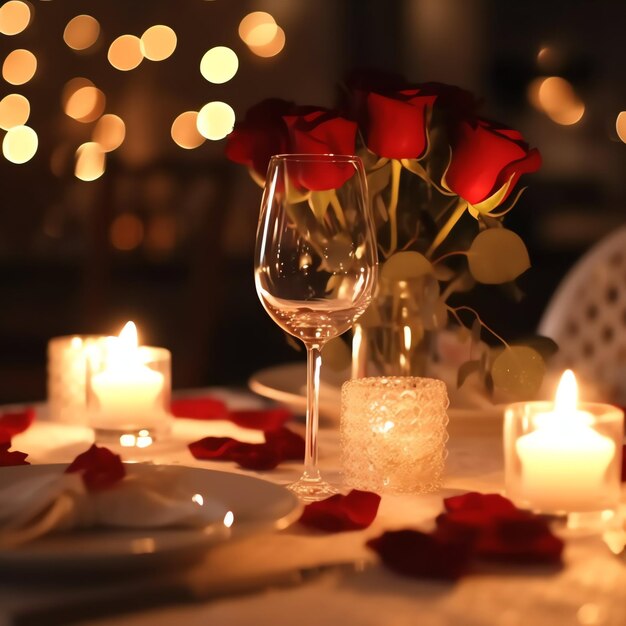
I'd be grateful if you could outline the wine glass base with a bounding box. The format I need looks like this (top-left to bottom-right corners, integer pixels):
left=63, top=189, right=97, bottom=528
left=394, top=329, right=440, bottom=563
left=286, top=477, right=338, bottom=502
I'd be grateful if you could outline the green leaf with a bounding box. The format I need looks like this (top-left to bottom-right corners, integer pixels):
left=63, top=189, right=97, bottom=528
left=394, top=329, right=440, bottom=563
left=491, top=345, right=546, bottom=399
left=308, top=190, right=333, bottom=222
left=519, top=335, right=559, bottom=360
left=380, top=251, right=434, bottom=283
left=457, top=359, right=481, bottom=388
left=467, top=229, right=531, bottom=284
left=322, top=336, right=351, bottom=371
left=433, top=264, right=456, bottom=282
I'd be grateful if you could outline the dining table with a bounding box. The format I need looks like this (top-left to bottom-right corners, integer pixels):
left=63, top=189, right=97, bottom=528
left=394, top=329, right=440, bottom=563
left=1, top=386, right=625, bottom=626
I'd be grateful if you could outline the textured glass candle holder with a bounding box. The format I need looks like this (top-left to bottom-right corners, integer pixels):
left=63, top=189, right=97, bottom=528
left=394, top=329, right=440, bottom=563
left=47, top=335, right=107, bottom=424
left=340, top=376, right=449, bottom=494
left=504, top=402, right=624, bottom=516
left=86, top=344, right=172, bottom=443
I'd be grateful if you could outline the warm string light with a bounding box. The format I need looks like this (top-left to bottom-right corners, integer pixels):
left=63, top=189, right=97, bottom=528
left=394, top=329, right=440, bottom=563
left=171, top=111, right=205, bottom=149
left=0, top=94, right=30, bottom=130
left=2, top=48, right=37, bottom=85
left=0, top=1, right=32, bottom=36
left=2, top=124, right=37, bottom=163
left=238, top=11, right=286, bottom=57
left=196, top=101, right=235, bottom=140
left=63, top=15, right=100, bottom=51
left=527, top=75, right=585, bottom=126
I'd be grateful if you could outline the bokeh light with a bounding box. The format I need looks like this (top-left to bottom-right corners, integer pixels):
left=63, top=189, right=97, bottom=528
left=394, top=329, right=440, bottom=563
left=0, top=94, right=30, bottom=130
left=248, top=26, right=286, bottom=58
left=63, top=15, right=100, bottom=51
left=200, top=46, right=238, bottom=84
left=110, top=214, right=144, bottom=250
left=171, top=111, right=206, bottom=149
left=64, top=85, right=106, bottom=123
left=537, top=76, right=585, bottom=125
left=2, top=125, right=38, bottom=164
left=108, top=35, right=143, bottom=71
left=93, top=114, right=126, bottom=152
left=616, top=112, right=626, bottom=143
left=2, top=49, right=37, bottom=85
left=145, top=215, right=177, bottom=254
left=238, top=12, right=276, bottom=45
left=75, top=142, right=105, bottom=181
left=140, top=25, right=177, bottom=61
left=196, top=101, right=235, bottom=140
left=0, top=1, right=32, bottom=36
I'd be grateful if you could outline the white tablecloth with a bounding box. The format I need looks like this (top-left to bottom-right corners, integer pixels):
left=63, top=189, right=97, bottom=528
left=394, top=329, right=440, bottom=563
left=1, top=389, right=625, bottom=626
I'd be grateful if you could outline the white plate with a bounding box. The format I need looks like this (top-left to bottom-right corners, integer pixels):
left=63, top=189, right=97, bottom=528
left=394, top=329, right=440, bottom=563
left=249, top=362, right=505, bottom=426
left=0, top=463, right=302, bottom=572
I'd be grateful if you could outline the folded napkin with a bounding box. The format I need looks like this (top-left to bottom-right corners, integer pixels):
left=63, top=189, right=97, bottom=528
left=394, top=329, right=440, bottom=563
left=0, top=445, right=228, bottom=548
left=368, top=492, right=563, bottom=581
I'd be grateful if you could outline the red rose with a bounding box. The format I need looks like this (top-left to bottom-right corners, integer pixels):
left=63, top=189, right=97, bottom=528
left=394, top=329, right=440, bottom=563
left=364, top=89, right=436, bottom=160
left=65, top=444, right=126, bottom=491
left=445, top=118, right=541, bottom=206
left=225, top=98, right=294, bottom=180
left=282, top=110, right=358, bottom=191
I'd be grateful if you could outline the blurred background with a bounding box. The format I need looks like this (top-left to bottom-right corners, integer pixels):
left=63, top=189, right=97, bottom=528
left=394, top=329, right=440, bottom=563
left=0, top=0, right=624, bottom=403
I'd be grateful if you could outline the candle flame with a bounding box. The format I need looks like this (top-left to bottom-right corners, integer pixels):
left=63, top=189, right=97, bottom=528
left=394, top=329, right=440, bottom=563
left=119, top=321, right=138, bottom=349
left=554, top=369, right=578, bottom=415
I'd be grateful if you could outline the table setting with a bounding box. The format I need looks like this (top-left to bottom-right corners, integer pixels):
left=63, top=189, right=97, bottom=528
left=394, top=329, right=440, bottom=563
left=1, top=22, right=626, bottom=626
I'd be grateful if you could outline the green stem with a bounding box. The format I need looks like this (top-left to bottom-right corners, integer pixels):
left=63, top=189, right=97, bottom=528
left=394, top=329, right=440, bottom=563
left=386, top=159, right=402, bottom=256
left=426, top=199, right=467, bottom=258
left=329, top=190, right=347, bottom=229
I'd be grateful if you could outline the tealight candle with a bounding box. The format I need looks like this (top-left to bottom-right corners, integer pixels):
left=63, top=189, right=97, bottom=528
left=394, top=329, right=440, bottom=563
left=47, top=335, right=107, bottom=424
left=86, top=321, right=171, bottom=441
left=504, top=370, right=624, bottom=515
left=340, top=376, right=449, bottom=494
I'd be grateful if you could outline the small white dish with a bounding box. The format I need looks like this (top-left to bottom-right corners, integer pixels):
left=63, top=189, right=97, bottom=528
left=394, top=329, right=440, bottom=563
left=0, top=463, right=302, bottom=572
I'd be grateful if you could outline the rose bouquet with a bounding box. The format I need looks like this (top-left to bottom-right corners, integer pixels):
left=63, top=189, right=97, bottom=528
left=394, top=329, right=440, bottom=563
left=226, top=72, right=548, bottom=399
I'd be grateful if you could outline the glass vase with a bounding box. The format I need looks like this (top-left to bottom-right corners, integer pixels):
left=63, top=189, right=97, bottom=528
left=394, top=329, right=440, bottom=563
left=352, top=275, right=441, bottom=378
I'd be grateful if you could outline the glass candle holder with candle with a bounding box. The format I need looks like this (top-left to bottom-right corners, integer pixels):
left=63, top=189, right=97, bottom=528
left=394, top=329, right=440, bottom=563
left=340, top=376, right=449, bottom=494
left=504, top=370, right=624, bottom=518
left=48, top=335, right=108, bottom=424
left=86, top=322, right=171, bottom=443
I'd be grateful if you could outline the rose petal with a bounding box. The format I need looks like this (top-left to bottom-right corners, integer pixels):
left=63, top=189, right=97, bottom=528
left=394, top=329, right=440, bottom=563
left=367, top=529, right=471, bottom=580
left=230, top=408, right=292, bottom=431
left=0, top=408, right=35, bottom=444
left=188, top=428, right=304, bottom=471
left=65, top=444, right=125, bottom=491
left=300, top=490, right=381, bottom=532
left=264, top=427, right=305, bottom=460
left=0, top=442, right=30, bottom=466
left=475, top=516, right=564, bottom=565
left=444, top=492, right=518, bottom=514
left=365, top=91, right=435, bottom=160
left=170, top=397, right=229, bottom=421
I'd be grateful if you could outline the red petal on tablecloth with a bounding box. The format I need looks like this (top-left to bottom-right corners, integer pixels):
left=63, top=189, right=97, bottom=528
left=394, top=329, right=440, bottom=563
left=438, top=492, right=563, bottom=565
left=170, top=397, right=229, bottom=421
left=475, top=516, right=564, bottom=564
left=300, top=490, right=381, bottom=532
left=188, top=428, right=305, bottom=471
left=444, top=492, right=518, bottom=515
left=229, top=408, right=292, bottom=431
left=264, top=427, right=305, bottom=460
left=367, top=529, right=471, bottom=581
left=0, top=407, right=35, bottom=444
left=0, top=442, right=30, bottom=466
left=65, top=444, right=126, bottom=491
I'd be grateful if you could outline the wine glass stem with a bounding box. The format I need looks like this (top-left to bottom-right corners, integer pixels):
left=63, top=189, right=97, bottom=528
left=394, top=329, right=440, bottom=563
left=303, top=344, right=322, bottom=481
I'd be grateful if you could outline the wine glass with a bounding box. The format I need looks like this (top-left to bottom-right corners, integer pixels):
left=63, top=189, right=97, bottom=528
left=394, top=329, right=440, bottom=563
left=254, top=154, right=378, bottom=500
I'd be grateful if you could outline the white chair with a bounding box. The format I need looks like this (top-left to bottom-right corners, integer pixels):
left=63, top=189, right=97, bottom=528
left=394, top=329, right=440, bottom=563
left=538, top=225, right=626, bottom=404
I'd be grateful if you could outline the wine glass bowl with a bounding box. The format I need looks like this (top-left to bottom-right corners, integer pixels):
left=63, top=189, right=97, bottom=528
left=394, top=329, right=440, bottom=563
left=255, top=154, right=378, bottom=500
